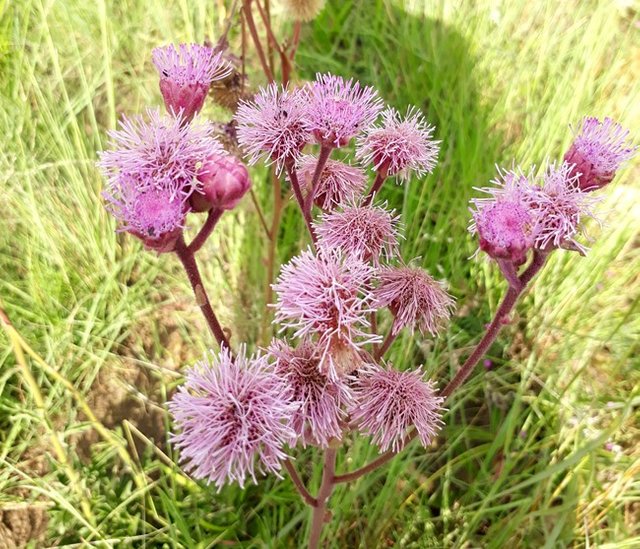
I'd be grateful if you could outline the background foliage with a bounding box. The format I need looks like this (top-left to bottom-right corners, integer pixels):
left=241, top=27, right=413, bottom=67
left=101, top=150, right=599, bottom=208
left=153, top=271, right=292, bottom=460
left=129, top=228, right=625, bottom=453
left=0, top=0, right=638, bottom=547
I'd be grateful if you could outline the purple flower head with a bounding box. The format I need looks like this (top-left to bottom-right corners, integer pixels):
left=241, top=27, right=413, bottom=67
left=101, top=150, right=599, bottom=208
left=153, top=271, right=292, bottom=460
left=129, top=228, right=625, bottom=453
left=191, top=153, right=251, bottom=212
left=102, top=175, right=187, bottom=252
left=305, top=73, right=383, bottom=147
left=374, top=264, right=455, bottom=336
left=168, top=346, right=296, bottom=491
left=268, top=339, right=354, bottom=447
left=272, top=248, right=380, bottom=378
left=298, top=155, right=367, bottom=210
left=315, top=201, right=401, bottom=265
left=98, top=108, right=221, bottom=200
left=531, top=161, right=600, bottom=253
left=564, top=117, right=636, bottom=191
left=469, top=167, right=537, bottom=265
left=349, top=365, right=444, bottom=453
left=152, top=43, right=231, bottom=120
left=236, top=84, right=310, bottom=173
left=356, top=106, right=440, bottom=180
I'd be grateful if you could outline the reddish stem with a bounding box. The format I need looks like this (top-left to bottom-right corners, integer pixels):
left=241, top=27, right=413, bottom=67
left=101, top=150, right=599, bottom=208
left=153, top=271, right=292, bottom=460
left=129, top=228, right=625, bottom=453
left=364, top=165, right=389, bottom=206
left=308, top=448, right=337, bottom=549
left=375, top=330, right=398, bottom=360
left=175, top=235, right=231, bottom=351
left=283, top=460, right=317, bottom=507
left=243, top=0, right=274, bottom=82
left=188, top=209, right=223, bottom=253
left=286, top=162, right=317, bottom=243
left=304, top=145, right=332, bottom=218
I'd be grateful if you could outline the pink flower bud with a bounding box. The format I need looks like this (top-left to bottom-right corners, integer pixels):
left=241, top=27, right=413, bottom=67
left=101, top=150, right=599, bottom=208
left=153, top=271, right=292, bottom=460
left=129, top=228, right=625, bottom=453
left=193, top=154, right=251, bottom=211
left=158, top=79, right=210, bottom=122
left=563, top=117, right=636, bottom=192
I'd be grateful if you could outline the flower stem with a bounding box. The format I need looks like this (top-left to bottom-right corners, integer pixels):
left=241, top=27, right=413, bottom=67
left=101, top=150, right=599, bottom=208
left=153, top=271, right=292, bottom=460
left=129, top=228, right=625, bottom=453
left=262, top=168, right=283, bottom=342
left=188, top=209, right=223, bottom=253
left=304, top=144, right=332, bottom=217
left=333, top=250, right=549, bottom=483
left=283, top=460, right=317, bottom=507
left=375, top=330, right=398, bottom=360
left=286, top=162, right=317, bottom=244
left=242, top=0, right=274, bottom=82
left=364, top=165, right=388, bottom=205
left=308, top=448, right=337, bottom=549
left=175, top=235, right=231, bottom=351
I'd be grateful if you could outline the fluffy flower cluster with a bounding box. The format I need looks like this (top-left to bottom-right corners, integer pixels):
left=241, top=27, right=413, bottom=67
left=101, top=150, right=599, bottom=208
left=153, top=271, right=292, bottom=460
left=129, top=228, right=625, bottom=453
left=470, top=161, right=601, bottom=261
left=374, top=265, right=455, bottom=336
left=269, top=340, right=353, bottom=447
left=298, top=156, right=367, bottom=210
left=470, top=116, right=634, bottom=264
left=99, top=45, right=252, bottom=251
left=169, top=347, right=296, bottom=490
left=315, top=201, right=401, bottom=264
left=272, top=248, right=379, bottom=378
left=350, top=365, right=444, bottom=453
left=98, top=109, right=223, bottom=249
left=357, top=107, right=440, bottom=181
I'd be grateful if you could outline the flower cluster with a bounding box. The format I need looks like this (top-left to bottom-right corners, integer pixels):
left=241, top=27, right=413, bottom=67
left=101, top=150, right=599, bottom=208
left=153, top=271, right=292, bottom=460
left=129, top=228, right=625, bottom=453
left=98, top=45, right=252, bottom=251
left=105, top=60, right=631, bottom=493
left=169, top=347, right=296, bottom=490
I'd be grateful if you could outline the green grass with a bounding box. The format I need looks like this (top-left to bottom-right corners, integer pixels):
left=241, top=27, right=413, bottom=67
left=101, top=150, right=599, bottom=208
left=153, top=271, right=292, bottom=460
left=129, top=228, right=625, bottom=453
left=1, top=0, right=639, bottom=547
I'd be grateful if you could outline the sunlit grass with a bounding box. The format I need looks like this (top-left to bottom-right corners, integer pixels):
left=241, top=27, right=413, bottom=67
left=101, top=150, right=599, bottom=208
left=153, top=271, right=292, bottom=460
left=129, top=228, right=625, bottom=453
left=1, top=0, right=638, bottom=546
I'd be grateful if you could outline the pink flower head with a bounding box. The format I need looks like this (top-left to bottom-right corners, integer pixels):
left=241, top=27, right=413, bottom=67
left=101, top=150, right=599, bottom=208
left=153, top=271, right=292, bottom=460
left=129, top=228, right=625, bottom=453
left=272, top=248, right=380, bottom=378
left=350, top=365, right=444, bottom=453
left=268, top=339, right=354, bottom=447
left=305, top=73, right=383, bottom=147
left=152, top=43, right=231, bottom=121
left=297, top=155, right=367, bottom=210
left=374, top=265, right=454, bottom=336
left=168, top=346, right=296, bottom=491
left=564, top=117, right=636, bottom=191
left=315, top=201, right=401, bottom=264
left=531, top=161, right=600, bottom=253
left=356, top=106, right=440, bottom=180
left=191, top=154, right=251, bottom=212
left=102, top=174, right=187, bottom=252
left=469, top=167, right=537, bottom=265
left=236, top=84, right=310, bottom=173
left=98, top=108, right=221, bottom=200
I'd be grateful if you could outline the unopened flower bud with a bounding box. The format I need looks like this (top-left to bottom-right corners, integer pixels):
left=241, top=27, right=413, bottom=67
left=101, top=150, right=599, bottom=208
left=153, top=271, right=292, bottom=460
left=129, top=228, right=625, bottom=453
left=193, top=154, right=251, bottom=211
left=563, top=117, right=636, bottom=192
left=474, top=200, right=534, bottom=266
left=152, top=44, right=231, bottom=121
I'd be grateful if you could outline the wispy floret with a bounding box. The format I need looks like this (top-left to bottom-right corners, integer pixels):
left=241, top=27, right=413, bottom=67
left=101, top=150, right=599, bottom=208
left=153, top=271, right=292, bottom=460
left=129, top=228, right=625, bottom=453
left=564, top=117, right=636, bottom=191
left=305, top=73, right=383, bottom=147
left=98, top=108, right=220, bottom=199
left=236, top=84, right=310, bottom=173
left=168, top=346, right=296, bottom=491
left=103, top=175, right=186, bottom=252
left=374, top=265, right=454, bottom=336
left=356, top=106, right=440, bottom=180
left=350, top=365, right=444, bottom=453
left=469, top=167, right=537, bottom=265
left=531, top=161, right=600, bottom=253
left=152, top=43, right=231, bottom=120
left=272, top=248, right=380, bottom=378
left=298, top=156, right=367, bottom=210
left=315, top=201, right=400, bottom=264
left=269, top=339, right=353, bottom=447
left=281, top=0, right=326, bottom=21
